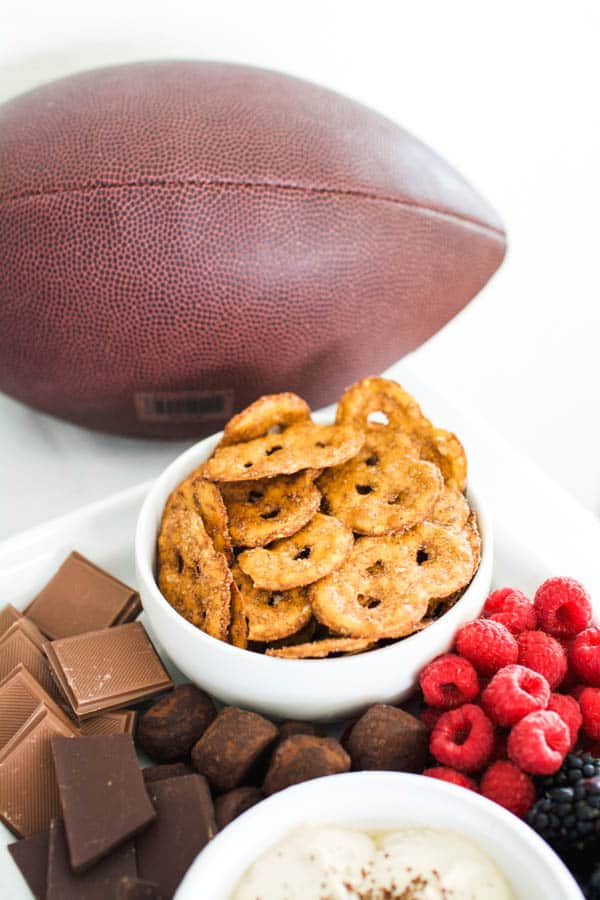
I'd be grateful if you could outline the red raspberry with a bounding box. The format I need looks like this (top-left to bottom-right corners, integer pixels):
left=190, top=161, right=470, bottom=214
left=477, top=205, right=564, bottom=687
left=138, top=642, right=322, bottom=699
left=423, top=767, right=478, bottom=791
left=547, top=693, right=582, bottom=750
left=507, top=710, right=570, bottom=775
left=480, top=760, right=536, bottom=817
left=455, top=620, right=518, bottom=676
left=430, top=704, right=495, bottom=773
left=481, top=664, right=550, bottom=726
left=419, top=653, right=479, bottom=709
left=578, top=687, right=600, bottom=740
left=571, top=627, right=600, bottom=686
left=484, top=588, right=537, bottom=634
left=420, top=706, right=444, bottom=731
left=517, top=630, right=567, bottom=689
left=534, top=577, right=592, bottom=636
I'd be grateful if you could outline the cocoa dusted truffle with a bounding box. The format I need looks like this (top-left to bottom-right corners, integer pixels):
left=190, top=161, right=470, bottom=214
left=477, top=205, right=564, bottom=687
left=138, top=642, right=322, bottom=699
left=277, top=720, right=325, bottom=742
left=215, top=786, right=264, bottom=830
left=136, top=684, right=217, bottom=762
left=192, top=707, right=278, bottom=792
left=264, top=735, right=350, bottom=795
left=344, top=703, right=428, bottom=773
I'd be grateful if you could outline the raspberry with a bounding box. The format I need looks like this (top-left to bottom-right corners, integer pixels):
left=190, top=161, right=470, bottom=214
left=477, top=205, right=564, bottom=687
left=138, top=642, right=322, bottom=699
left=480, top=760, right=536, bottom=817
left=484, top=587, right=537, bottom=634
left=507, top=710, right=570, bottom=775
left=547, top=693, right=582, bottom=750
left=481, top=664, right=550, bottom=726
left=579, top=687, right=600, bottom=740
left=517, top=630, right=567, bottom=689
left=571, top=627, right=600, bottom=686
left=419, top=653, right=479, bottom=709
left=423, top=767, right=478, bottom=791
left=534, top=577, right=592, bottom=637
left=455, top=620, right=518, bottom=676
left=420, top=706, right=443, bottom=732
left=430, top=704, right=495, bottom=773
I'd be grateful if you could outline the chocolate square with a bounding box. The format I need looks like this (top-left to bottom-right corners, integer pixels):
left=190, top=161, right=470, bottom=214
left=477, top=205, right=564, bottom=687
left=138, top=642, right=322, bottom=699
left=0, top=619, right=59, bottom=700
left=136, top=774, right=216, bottom=898
left=26, top=551, right=141, bottom=640
left=51, top=733, right=156, bottom=871
left=80, top=709, right=137, bottom=737
left=46, top=819, right=137, bottom=900
left=0, top=603, right=22, bottom=637
left=8, top=830, right=50, bottom=899
left=44, top=621, right=173, bottom=717
left=0, top=662, right=77, bottom=750
left=0, top=704, right=78, bottom=837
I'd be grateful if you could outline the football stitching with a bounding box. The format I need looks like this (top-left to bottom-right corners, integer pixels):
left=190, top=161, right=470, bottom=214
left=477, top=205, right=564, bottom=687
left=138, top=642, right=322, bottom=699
left=0, top=177, right=505, bottom=239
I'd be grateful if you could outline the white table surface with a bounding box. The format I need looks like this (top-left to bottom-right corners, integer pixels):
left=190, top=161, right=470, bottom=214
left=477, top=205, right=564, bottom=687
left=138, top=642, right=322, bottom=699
left=1, top=0, right=599, bottom=538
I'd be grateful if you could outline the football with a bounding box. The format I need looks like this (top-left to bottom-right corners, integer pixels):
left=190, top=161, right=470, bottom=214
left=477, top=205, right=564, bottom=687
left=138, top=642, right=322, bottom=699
left=0, top=61, right=505, bottom=438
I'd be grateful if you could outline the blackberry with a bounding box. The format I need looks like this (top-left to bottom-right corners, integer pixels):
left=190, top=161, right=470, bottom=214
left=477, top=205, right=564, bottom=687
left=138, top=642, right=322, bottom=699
left=585, top=864, right=600, bottom=900
left=528, top=753, right=600, bottom=854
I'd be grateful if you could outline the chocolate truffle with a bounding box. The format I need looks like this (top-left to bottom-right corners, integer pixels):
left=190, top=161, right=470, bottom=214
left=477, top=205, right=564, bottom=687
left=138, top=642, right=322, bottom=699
left=264, top=735, right=350, bottom=795
left=277, top=720, right=325, bottom=742
left=136, top=684, right=216, bottom=762
left=215, top=786, right=264, bottom=830
left=345, top=703, right=428, bottom=773
left=192, top=707, right=278, bottom=792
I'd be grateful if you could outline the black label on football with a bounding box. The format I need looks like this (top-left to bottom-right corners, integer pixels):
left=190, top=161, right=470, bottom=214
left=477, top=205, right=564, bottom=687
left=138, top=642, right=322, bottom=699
left=135, top=390, right=234, bottom=423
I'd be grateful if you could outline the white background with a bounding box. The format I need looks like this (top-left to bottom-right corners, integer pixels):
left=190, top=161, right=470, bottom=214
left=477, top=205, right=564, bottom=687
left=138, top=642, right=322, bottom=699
left=1, top=0, right=599, bottom=539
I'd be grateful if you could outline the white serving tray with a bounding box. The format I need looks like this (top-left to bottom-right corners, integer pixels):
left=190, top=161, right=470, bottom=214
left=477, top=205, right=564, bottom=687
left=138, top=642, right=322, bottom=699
left=1, top=369, right=598, bottom=899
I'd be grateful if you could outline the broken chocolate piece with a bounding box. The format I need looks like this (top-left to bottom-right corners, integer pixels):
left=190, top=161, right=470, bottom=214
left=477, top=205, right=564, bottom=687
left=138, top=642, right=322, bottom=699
left=136, top=683, right=216, bottom=762
left=80, top=709, right=137, bottom=737
left=8, top=829, right=50, bottom=899
left=0, top=704, right=78, bottom=837
left=51, top=733, right=156, bottom=871
left=116, top=877, right=163, bottom=899
left=136, top=774, right=216, bottom=898
left=44, top=621, right=173, bottom=717
left=191, top=707, right=278, bottom=792
left=344, top=704, right=428, bottom=773
left=215, top=786, right=263, bottom=830
left=263, top=734, right=350, bottom=795
left=142, top=762, right=193, bottom=784
left=0, top=619, right=59, bottom=699
left=46, top=819, right=137, bottom=900
left=0, top=663, right=76, bottom=750
left=0, top=602, right=22, bottom=637
left=26, top=551, right=141, bottom=640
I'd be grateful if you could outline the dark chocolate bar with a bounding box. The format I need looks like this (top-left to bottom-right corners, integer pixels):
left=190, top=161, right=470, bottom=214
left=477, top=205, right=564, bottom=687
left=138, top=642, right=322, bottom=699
left=51, top=733, right=156, bottom=871
left=46, top=819, right=137, bottom=900
left=8, top=829, right=50, bottom=899
left=26, top=551, right=141, bottom=640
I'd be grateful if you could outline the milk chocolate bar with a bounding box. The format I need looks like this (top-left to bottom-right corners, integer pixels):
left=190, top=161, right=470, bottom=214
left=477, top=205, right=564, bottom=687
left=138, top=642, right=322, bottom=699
left=26, top=551, right=141, bottom=640
left=0, top=662, right=77, bottom=750
left=0, top=618, right=59, bottom=699
left=51, top=734, right=156, bottom=871
left=80, top=709, right=137, bottom=737
left=44, top=621, right=173, bottom=717
left=0, top=704, right=78, bottom=837
left=46, top=819, right=137, bottom=900
left=0, top=603, right=22, bottom=637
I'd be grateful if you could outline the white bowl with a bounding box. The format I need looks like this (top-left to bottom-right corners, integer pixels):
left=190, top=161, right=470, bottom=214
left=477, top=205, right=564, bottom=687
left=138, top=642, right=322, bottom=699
left=176, top=772, right=582, bottom=899
left=135, top=413, right=493, bottom=720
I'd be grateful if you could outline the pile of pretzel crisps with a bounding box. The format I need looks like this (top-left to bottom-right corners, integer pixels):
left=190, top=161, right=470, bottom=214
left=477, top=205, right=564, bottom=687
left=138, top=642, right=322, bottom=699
left=157, top=377, right=480, bottom=659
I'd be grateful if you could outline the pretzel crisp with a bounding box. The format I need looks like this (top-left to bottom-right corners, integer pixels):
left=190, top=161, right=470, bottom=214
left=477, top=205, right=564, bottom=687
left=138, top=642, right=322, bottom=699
left=336, top=377, right=467, bottom=490
left=310, top=523, right=474, bottom=639
left=231, top=565, right=312, bottom=642
left=318, top=447, right=443, bottom=536
left=266, top=637, right=374, bottom=659
left=220, top=392, right=311, bottom=447
left=170, top=469, right=234, bottom=564
left=427, top=486, right=471, bottom=531
left=220, top=470, right=321, bottom=548
left=204, top=422, right=364, bottom=482
left=237, top=512, right=353, bottom=590
left=157, top=502, right=231, bottom=641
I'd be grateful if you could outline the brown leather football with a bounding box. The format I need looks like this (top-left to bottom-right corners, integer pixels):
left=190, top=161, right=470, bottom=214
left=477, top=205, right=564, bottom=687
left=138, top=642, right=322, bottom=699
left=0, top=61, right=505, bottom=438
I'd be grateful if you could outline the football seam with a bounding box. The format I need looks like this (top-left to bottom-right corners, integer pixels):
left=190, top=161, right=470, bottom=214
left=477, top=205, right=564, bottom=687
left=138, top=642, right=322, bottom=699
left=0, top=176, right=505, bottom=240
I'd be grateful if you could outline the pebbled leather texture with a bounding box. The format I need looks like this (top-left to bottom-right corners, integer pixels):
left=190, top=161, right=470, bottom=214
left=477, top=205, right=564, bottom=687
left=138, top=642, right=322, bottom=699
left=0, top=61, right=506, bottom=438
